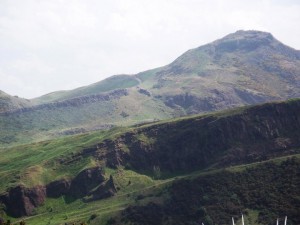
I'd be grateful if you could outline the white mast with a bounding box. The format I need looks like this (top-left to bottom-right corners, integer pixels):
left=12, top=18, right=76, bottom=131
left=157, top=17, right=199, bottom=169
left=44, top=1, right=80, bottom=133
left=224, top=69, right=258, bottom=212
left=277, top=218, right=279, bottom=225
left=242, top=214, right=245, bottom=225
left=232, top=217, right=235, bottom=225
left=284, top=216, right=287, bottom=225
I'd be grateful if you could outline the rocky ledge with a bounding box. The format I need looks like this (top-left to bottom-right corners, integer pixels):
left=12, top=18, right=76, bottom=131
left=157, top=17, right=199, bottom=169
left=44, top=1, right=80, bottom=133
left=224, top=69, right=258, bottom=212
left=0, top=167, right=117, bottom=217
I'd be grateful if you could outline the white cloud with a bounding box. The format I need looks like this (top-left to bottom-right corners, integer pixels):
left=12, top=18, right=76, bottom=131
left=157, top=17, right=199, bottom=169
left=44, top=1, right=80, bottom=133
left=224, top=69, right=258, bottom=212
left=0, top=0, right=299, bottom=98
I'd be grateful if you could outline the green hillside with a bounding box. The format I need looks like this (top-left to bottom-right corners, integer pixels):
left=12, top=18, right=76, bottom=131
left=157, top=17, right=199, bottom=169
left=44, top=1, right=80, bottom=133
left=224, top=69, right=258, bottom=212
left=1, top=30, right=300, bottom=147
left=33, top=75, right=140, bottom=104
left=0, top=99, right=299, bottom=224
left=0, top=89, right=173, bottom=146
left=0, top=91, right=32, bottom=113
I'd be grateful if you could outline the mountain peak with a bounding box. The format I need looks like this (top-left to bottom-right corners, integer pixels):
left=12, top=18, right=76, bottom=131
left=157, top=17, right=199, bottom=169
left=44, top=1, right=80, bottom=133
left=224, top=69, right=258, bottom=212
left=224, top=30, right=273, bottom=40
left=210, top=30, right=276, bottom=53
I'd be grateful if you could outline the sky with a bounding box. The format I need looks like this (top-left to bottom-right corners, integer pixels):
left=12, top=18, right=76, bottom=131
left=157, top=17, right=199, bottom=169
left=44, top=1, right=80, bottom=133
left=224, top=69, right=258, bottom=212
left=1, top=0, right=300, bottom=99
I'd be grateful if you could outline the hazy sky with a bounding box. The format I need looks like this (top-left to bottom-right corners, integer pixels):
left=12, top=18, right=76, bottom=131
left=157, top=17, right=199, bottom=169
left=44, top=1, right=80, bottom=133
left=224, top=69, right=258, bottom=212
left=1, top=0, right=300, bottom=98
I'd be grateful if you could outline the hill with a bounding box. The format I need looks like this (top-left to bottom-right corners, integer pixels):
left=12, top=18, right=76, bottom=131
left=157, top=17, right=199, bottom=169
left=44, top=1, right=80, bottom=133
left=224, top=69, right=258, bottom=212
left=0, top=90, right=32, bottom=113
left=0, top=99, right=299, bottom=224
left=1, top=30, right=300, bottom=146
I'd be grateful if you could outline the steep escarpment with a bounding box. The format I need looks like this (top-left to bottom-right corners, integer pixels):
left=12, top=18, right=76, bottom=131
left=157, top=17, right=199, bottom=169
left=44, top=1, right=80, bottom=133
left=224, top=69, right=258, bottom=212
left=0, top=185, right=46, bottom=217
left=0, top=89, right=130, bottom=145
left=0, top=167, right=116, bottom=217
left=69, top=99, right=300, bottom=174
left=0, top=89, right=128, bottom=115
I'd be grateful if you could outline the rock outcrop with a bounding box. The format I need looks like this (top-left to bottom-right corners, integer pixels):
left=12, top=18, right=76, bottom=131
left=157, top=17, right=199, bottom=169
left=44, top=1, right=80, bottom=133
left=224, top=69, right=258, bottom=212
left=0, top=167, right=116, bottom=217
left=84, top=175, right=117, bottom=202
left=69, top=167, right=106, bottom=198
left=47, top=166, right=107, bottom=199
left=0, top=185, right=46, bottom=217
left=46, top=179, right=71, bottom=198
left=1, top=89, right=128, bottom=115
left=71, top=99, right=300, bottom=173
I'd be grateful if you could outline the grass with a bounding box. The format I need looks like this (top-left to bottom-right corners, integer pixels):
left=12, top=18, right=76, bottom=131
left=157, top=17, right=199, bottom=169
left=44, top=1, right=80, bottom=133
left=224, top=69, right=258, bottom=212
left=1, top=99, right=300, bottom=224
left=0, top=88, right=175, bottom=147
left=33, top=75, right=140, bottom=104
left=5, top=153, right=298, bottom=225
left=0, top=127, right=129, bottom=192
left=11, top=169, right=167, bottom=225
left=2, top=98, right=300, bottom=192
left=1, top=108, right=207, bottom=192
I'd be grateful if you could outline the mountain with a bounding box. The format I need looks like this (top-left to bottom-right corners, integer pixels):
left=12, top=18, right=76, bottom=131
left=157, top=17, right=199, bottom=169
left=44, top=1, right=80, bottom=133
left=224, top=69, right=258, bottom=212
left=1, top=30, right=300, bottom=146
left=0, top=99, right=299, bottom=224
left=34, top=30, right=300, bottom=105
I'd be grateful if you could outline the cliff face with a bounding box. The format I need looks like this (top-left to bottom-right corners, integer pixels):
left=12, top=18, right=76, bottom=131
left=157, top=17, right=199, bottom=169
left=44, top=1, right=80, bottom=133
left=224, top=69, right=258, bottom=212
left=77, top=100, right=300, bottom=173
left=0, top=186, right=46, bottom=217
left=0, top=89, right=128, bottom=115
left=0, top=167, right=116, bottom=217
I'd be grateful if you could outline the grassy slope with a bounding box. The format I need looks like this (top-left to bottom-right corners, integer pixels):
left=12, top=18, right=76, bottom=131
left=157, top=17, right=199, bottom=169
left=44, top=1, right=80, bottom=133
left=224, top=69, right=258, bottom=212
left=0, top=88, right=176, bottom=147
left=33, top=75, right=140, bottom=104
left=7, top=154, right=300, bottom=225
left=0, top=91, right=32, bottom=113
left=1, top=98, right=299, bottom=192
left=2, top=31, right=300, bottom=148
left=0, top=127, right=129, bottom=192
left=0, top=99, right=299, bottom=224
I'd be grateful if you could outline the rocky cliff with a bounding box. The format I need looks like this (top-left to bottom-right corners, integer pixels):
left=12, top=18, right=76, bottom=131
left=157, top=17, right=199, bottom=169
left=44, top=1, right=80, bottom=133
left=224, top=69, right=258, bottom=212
left=0, top=89, right=128, bottom=115
left=70, top=99, right=300, bottom=174
left=0, top=167, right=116, bottom=217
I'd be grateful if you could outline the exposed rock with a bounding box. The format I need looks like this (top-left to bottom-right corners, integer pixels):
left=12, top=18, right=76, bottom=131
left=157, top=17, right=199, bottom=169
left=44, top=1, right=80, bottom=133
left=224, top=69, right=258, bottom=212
left=164, top=93, right=216, bottom=113
left=69, top=167, right=106, bottom=198
left=84, top=100, right=300, bottom=173
left=138, top=88, right=151, bottom=97
left=85, top=175, right=117, bottom=202
left=1, top=89, right=128, bottom=115
left=0, top=166, right=108, bottom=217
left=0, top=185, right=46, bottom=217
left=57, top=128, right=87, bottom=136
left=46, top=179, right=71, bottom=198
left=47, top=167, right=110, bottom=200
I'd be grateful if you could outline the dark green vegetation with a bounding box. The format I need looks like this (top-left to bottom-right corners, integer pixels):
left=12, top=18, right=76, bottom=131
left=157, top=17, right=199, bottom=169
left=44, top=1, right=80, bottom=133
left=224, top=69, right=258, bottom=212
left=1, top=30, right=300, bottom=146
left=0, top=99, right=300, bottom=224
left=116, top=158, right=300, bottom=225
